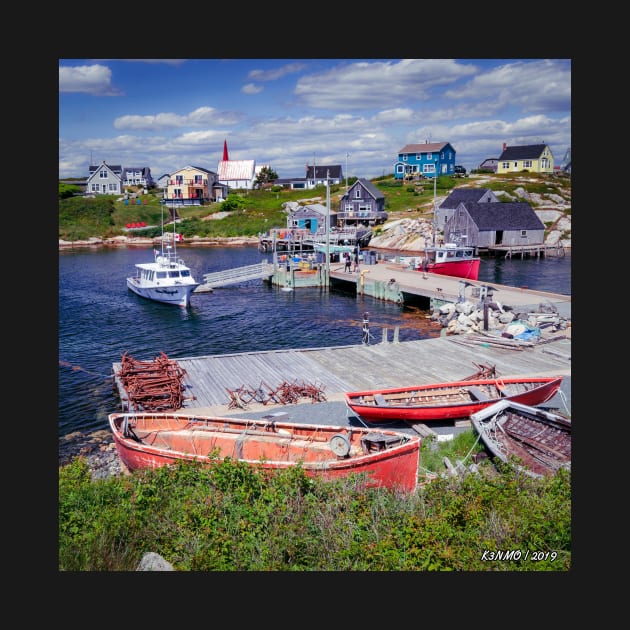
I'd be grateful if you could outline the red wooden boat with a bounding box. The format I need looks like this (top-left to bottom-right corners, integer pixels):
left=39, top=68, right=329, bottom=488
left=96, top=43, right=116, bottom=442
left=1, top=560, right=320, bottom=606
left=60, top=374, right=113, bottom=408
left=108, top=412, right=421, bottom=492
left=344, top=376, right=563, bottom=423
left=414, top=242, right=480, bottom=280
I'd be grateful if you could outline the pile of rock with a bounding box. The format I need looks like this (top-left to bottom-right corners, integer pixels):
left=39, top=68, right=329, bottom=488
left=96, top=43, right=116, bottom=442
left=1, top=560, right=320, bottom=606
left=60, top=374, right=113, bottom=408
left=430, top=298, right=570, bottom=338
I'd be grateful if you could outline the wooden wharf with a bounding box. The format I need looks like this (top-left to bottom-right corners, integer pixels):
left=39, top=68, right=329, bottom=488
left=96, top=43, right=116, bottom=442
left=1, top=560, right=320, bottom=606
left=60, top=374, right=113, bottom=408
left=194, top=256, right=570, bottom=317
left=328, top=260, right=571, bottom=317
left=112, top=334, right=571, bottom=416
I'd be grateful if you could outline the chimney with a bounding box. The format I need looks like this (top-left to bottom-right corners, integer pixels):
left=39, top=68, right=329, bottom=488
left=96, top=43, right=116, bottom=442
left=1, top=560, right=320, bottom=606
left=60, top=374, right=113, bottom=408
left=502, top=143, right=506, bottom=151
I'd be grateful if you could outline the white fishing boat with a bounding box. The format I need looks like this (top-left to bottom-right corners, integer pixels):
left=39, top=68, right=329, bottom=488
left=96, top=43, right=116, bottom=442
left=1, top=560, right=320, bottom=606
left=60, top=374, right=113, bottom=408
left=127, top=210, right=199, bottom=307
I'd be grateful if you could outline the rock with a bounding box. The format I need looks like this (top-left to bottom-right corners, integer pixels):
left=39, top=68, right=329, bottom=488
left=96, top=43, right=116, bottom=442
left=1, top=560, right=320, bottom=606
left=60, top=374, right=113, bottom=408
left=136, top=552, right=174, bottom=571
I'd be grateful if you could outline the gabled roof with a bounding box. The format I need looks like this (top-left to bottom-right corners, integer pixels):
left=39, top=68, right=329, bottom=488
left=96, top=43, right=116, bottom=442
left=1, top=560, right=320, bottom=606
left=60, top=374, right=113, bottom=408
left=462, top=202, right=545, bottom=231
left=440, top=188, right=494, bottom=209
left=306, top=165, right=342, bottom=179
left=350, top=178, right=385, bottom=201
left=171, top=165, right=216, bottom=176
left=398, top=142, right=450, bottom=155
left=217, top=160, right=255, bottom=181
left=89, top=163, right=122, bottom=175
left=292, top=204, right=331, bottom=217
left=498, top=144, right=548, bottom=161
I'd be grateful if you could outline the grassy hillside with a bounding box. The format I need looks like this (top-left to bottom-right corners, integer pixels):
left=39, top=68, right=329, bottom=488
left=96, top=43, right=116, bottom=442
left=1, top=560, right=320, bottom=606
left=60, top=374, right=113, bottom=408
left=58, top=172, right=571, bottom=242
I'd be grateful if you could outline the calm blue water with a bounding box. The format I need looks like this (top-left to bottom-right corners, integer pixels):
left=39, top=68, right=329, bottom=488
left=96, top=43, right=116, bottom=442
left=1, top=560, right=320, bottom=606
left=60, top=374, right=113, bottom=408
left=58, top=245, right=570, bottom=437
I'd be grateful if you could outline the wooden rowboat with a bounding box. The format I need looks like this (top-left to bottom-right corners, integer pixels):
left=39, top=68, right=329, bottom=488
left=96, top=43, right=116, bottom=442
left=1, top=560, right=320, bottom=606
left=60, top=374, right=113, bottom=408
left=344, top=376, right=563, bottom=423
left=470, top=400, right=571, bottom=478
left=108, top=412, right=421, bottom=492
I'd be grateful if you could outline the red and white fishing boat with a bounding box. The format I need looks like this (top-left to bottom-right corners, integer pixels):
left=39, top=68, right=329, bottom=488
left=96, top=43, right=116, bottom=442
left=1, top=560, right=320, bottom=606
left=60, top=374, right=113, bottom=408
left=344, top=376, right=563, bottom=424
left=109, top=412, right=421, bottom=492
left=414, top=242, right=480, bottom=280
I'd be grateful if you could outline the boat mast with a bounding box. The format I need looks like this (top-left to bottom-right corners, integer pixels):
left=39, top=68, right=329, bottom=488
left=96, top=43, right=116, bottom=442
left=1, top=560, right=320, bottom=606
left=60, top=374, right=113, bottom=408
left=433, top=159, right=438, bottom=247
left=326, top=169, right=330, bottom=284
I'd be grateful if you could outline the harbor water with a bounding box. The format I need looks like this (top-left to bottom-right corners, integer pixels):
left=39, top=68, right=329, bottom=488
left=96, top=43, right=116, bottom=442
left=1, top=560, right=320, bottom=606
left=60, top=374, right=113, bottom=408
left=58, top=245, right=570, bottom=437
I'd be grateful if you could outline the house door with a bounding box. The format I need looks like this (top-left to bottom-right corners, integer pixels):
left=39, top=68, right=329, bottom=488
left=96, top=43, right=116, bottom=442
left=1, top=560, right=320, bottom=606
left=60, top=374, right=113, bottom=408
left=495, top=230, right=503, bottom=245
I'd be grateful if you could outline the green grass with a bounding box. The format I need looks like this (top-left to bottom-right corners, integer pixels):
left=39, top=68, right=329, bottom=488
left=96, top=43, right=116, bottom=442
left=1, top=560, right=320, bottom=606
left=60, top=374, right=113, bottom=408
left=59, top=453, right=571, bottom=571
left=59, top=173, right=571, bottom=242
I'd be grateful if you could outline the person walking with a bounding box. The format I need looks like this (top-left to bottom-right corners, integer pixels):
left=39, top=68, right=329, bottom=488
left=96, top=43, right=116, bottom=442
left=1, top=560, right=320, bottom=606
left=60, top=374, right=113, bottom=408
left=344, top=251, right=352, bottom=272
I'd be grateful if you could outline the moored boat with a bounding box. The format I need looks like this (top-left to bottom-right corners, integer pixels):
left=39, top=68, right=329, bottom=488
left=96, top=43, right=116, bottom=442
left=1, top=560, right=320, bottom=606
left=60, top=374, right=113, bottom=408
left=127, top=211, right=199, bottom=307
left=108, top=412, right=421, bottom=492
left=414, top=242, right=480, bottom=280
left=344, top=375, right=563, bottom=423
left=470, top=399, right=571, bottom=478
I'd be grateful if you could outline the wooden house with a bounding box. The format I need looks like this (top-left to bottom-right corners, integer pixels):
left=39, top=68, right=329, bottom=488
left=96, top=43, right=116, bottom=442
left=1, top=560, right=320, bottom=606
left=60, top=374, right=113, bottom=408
left=478, top=158, right=498, bottom=173
left=337, top=178, right=387, bottom=227
left=436, top=188, right=499, bottom=230
left=394, top=142, right=457, bottom=180
left=497, top=143, right=554, bottom=175
left=122, top=166, right=154, bottom=189
left=287, top=204, right=337, bottom=233
left=217, top=159, right=257, bottom=190
left=163, top=165, right=218, bottom=208
left=86, top=161, right=124, bottom=196
left=444, top=201, right=546, bottom=249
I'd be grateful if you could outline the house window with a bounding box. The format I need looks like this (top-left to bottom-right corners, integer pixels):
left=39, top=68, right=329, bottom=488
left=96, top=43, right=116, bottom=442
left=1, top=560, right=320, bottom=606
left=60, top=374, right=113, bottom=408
left=109, top=183, right=117, bottom=191
left=99, top=170, right=107, bottom=179
left=422, top=163, right=437, bottom=175
left=403, top=155, right=408, bottom=161
left=521, top=230, right=527, bottom=238
left=176, top=175, right=183, bottom=184
left=355, top=189, right=361, bottom=199
left=501, top=162, right=510, bottom=169
left=396, top=165, right=404, bottom=174
left=523, top=160, right=532, bottom=168
left=427, top=153, right=433, bottom=160
left=194, top=175, right=202, bottom=184
left=416, top=154, right=421, bottom=160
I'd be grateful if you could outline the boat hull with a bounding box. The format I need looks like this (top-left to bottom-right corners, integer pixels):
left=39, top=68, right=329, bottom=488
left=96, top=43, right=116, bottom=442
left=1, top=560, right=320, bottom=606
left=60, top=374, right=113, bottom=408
left=344, top=376, right=562, bottom=423
left=127, top=277, right=199, bottom=307
left=109, top=413, right=421, bottom=492
left=424, top=258, right=480, bottom=280
left=470, top=400, right=571, bottom=477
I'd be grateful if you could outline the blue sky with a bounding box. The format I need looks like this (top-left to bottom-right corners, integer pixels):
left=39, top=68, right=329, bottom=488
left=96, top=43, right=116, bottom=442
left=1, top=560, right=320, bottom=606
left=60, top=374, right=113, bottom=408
left=59, top=58, right=571, bottom=180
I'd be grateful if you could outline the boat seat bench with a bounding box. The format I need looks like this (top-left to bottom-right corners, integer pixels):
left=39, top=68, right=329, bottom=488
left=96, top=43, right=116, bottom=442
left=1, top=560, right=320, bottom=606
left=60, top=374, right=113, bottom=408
left=467, top=386, right=494, bottom=402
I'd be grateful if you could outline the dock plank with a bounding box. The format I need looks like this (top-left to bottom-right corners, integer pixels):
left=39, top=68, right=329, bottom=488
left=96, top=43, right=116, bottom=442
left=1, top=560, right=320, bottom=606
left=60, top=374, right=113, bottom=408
left=112, top=336, right=570, bottom=413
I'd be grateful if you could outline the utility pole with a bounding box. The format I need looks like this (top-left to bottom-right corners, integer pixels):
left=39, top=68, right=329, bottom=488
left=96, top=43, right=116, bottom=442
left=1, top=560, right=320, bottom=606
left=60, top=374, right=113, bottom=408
left=345, top=152, right=349, bottom=192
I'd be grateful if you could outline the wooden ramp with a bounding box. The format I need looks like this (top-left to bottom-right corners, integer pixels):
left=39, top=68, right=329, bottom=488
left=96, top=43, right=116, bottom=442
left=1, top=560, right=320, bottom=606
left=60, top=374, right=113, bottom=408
left=196, top=262, right=274, bottom=292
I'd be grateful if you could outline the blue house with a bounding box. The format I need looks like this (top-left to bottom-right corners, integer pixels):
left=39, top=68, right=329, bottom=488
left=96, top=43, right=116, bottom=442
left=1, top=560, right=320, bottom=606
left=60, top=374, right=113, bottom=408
left=394, top=142, right=457, bottom=180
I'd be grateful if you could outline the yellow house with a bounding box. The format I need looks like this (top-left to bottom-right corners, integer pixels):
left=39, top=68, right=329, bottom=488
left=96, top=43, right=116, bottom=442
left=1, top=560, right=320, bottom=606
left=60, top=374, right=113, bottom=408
left=497, top=143, right=554, bottom=174
left=163, top=165, right=217, bottom=208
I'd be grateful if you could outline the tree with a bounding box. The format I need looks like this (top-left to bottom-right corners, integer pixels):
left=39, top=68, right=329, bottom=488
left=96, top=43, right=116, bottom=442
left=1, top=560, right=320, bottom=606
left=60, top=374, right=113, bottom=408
left=254, top=166, right=279, bottom=188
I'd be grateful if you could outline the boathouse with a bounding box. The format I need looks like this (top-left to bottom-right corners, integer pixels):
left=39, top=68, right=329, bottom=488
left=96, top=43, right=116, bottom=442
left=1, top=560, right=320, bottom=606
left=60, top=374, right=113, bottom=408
left=444, top=201, right=545, bottom=249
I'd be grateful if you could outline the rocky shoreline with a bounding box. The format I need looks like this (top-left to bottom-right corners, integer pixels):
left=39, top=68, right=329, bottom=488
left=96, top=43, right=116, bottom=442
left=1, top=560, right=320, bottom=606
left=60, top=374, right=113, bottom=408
left=59, top=235, right=260, bottom=249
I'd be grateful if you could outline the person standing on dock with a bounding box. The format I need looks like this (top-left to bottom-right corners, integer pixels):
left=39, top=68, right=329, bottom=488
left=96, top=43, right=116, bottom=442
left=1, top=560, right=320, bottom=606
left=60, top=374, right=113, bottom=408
left=353, top=246, right=360, bottom=273
left=344, top=251, right=352, bottom=272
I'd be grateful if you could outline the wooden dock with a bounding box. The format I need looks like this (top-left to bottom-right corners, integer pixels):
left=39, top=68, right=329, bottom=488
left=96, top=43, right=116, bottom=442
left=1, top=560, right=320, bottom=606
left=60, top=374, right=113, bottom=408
left=328, top=261, right=571, bottom=316
left=112, top=334, right=571, bottom=416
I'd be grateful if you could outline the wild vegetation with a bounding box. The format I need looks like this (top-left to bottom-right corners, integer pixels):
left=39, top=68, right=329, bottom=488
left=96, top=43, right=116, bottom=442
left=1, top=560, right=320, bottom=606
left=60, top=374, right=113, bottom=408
left=58, top=172, right=571, bottom=242
left=59, top=441, right=571, bottom=571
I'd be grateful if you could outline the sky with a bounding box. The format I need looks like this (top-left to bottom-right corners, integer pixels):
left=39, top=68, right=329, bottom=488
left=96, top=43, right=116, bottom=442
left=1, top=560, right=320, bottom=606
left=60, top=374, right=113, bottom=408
left=58, top=58, right=571, bottom=181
